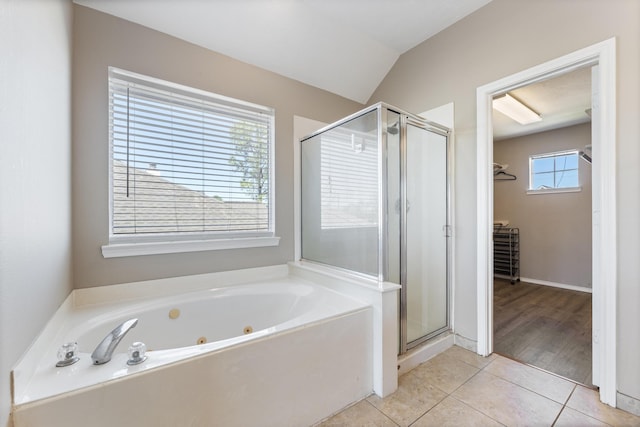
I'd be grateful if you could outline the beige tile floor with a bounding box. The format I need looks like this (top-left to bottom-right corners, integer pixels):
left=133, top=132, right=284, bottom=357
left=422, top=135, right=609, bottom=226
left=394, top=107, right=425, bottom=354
left=317, top=346, right=640, bottom=427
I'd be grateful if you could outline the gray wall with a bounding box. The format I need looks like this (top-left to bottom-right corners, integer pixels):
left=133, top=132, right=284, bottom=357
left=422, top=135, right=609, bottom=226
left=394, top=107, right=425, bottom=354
left=369, top=0, right=640, bottom=401
left=72, top=5, right=362, bottom=288
left=4, top=1, right=639, bottom=420
left=0, top=1, right=74, bottom=425
left=494, top=124, right=592, bottom=288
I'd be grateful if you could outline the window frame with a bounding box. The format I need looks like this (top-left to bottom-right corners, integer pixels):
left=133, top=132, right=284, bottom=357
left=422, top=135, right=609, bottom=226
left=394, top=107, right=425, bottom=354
left=527, top=149, right=582, bottom=195
left=102, top=67, right=279, bottom=258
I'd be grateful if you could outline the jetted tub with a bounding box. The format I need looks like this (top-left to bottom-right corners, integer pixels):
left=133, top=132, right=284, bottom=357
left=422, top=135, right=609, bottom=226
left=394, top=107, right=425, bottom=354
left=12, top=265, right=374, bottom=427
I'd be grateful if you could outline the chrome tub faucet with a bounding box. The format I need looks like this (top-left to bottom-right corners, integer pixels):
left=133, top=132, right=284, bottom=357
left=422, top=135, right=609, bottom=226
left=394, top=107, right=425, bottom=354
left=91, top=318, right=138, bottom=365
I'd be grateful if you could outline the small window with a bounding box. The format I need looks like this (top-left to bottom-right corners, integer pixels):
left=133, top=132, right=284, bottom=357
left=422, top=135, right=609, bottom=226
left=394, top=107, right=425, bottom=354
left=104, top=68, right=277, bottom=256
left=529, top=150, right=579, bottom=191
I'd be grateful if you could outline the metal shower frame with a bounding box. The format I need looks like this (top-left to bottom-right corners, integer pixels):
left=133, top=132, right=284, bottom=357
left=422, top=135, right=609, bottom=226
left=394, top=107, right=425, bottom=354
left=300, top=102, right=452, bottom=354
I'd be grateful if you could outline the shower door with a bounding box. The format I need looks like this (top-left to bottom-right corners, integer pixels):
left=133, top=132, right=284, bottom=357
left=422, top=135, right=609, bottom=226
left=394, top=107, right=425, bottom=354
left=400, top=120, right=449, bottom=352
left=298, top=103, right=449, bottom=354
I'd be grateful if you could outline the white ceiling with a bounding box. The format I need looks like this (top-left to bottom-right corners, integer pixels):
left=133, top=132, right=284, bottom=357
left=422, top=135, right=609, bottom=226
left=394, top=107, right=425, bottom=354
left=74, top=0, right=589, bottom=139
left=73, top=0, right=492, bottom=103
left=492, top=67, right=592, bottom=141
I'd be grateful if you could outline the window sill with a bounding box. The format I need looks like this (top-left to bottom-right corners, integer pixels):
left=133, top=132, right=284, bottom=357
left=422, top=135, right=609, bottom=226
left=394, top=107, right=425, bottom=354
left=526, top=186, right=582, bottom=195
left=101, top=236, right=281, bottom=258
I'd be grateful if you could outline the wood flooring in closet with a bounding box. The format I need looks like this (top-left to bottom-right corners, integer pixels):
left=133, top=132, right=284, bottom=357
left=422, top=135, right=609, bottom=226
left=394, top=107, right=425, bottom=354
left=493, top=278, right=593, bottom=386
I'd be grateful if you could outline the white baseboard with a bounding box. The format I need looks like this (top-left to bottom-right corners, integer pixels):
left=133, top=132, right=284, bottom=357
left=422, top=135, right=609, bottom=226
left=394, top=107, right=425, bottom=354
left=397, top=333, right=454, bottom=376
left=519, top=277, right=592, bottom=293
left=453, top=334, right=478, bottom=353
left=617, top=392, right=640, bottom=416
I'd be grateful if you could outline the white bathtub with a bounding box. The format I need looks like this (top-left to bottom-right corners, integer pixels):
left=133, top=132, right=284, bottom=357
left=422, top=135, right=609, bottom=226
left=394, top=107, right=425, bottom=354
left=12, top=265, right=375, bottom=427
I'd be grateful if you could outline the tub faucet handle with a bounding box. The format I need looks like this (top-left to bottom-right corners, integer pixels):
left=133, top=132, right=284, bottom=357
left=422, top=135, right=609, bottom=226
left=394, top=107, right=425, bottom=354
left=127, top=341, right=147, bottom=365
left=91, top=318, right=138, bottom=365
left=56, top=342, right=80, bottom=367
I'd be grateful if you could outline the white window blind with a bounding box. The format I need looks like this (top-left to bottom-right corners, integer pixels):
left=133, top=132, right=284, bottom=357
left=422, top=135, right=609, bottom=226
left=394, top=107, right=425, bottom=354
left=319, top=130, right=378, bottom=229
left=108, top=68, right=274, bottom=242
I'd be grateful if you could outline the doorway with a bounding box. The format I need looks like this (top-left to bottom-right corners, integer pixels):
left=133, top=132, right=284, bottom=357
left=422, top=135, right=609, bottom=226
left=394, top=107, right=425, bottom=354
left=491, top=68, right=593, bottom=385
left=476, top=38, right=617, bottom=405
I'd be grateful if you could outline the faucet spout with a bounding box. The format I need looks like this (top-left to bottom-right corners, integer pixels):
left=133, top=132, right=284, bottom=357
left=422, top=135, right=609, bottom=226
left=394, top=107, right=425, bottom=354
left=91, top=318, right=138, bottom=365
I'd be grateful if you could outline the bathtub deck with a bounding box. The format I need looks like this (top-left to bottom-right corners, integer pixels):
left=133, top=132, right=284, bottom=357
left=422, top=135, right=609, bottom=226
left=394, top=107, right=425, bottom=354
left=13, top=306, right=373, bottom=427
left=12, top=265, right=381, bottom=427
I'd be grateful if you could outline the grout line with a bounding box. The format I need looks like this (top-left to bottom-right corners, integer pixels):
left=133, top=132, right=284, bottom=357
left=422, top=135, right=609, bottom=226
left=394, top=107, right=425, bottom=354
left=450, top=363, right=484, bottom=394
left=551, top=384, right=577, bottom=426
left=563, top=384, right=577, bottom=407
left=406, top=359, right=492, bottom=425
left=406, top=394, right=449, bottom=427
left=362, top=399, right=401, bottom=427
left=552, top=385, right=616, bottom=427
left=446, top=395, right=508, bottom=426
left=481, top=362, right=576, bottom=405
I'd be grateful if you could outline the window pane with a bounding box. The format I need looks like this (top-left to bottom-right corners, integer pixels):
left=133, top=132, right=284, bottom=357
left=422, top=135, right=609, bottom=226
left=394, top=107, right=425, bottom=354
left=555, top=169, right=578, bottom=188
left=529, top=151, right=579, bottom=190
left=532, top=157, right=554, bottom=173
left=555, top=153, right=578, bottom=170
left=532, top=172, right=555, bottom=189
left=109, top=68, right=274, bottom=240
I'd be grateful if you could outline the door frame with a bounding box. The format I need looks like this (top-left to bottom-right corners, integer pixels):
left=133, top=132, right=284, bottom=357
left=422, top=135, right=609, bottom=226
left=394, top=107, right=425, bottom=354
left=475, top=38, right=617, bottom=405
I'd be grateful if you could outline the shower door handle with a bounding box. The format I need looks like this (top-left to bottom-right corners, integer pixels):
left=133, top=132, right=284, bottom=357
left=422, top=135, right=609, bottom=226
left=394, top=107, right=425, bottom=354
left=394, top=199, right=411, bottom=214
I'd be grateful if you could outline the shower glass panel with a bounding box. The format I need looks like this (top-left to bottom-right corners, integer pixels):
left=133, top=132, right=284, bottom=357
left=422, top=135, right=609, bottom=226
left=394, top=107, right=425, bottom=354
left=300, top=103, right=449, bottom=353
left=301, top=110, right=380, bottom=277
left=405, top=124, right=448, bottom=344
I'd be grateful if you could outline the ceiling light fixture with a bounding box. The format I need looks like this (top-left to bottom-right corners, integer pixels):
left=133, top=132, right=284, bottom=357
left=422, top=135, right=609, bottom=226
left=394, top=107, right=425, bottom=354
left=492, top=93, right=542, bottom=125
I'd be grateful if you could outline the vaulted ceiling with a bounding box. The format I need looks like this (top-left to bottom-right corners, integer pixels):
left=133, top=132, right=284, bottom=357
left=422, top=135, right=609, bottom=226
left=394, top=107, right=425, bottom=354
left=74, top=0, right=590, bottom=139
left=74, top=0, right=492, bottom=103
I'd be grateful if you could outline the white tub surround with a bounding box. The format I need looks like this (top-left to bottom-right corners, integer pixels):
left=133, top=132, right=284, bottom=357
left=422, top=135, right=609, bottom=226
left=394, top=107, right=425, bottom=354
left=11, top=265, right=375, bottom=427
left=288, top=261, right=401, bottom=397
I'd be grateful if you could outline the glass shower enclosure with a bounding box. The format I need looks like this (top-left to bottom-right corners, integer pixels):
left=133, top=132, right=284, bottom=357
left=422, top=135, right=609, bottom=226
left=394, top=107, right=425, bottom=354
left=300, top=103, right=450, bottom=353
